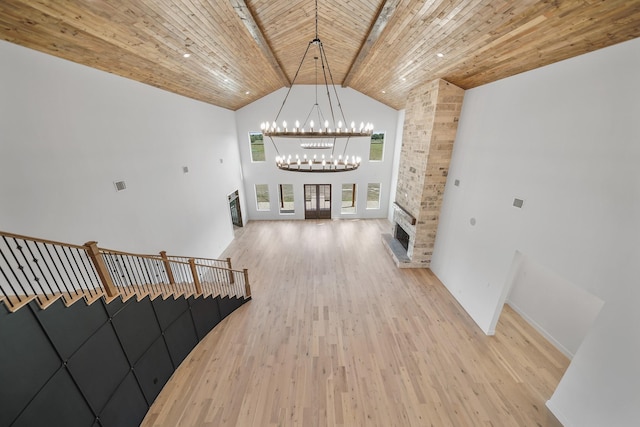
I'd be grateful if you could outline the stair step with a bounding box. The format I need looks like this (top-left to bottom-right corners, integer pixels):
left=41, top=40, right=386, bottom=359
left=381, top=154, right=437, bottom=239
left=120, top=291, right=137, bottom=303
left=61, top=292, right=87, bottom=307
left=83, top=290, right=105, bottom=306
left=0, top=295, right=37, bottom=312
left=104, top=294, right=122, bottom=305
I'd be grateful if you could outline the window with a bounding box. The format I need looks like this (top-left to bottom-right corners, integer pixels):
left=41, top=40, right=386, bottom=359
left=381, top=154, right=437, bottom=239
left=369, top=132, right=385, bottom=161
left=255, top=184, right=270, bottom=210
left=341, top=183, right=356, bottom=214
left=367, top=183, right=381, bottom=209
left=249, top=132, right=265, bottom=162
left=279, top=184, right=295, bottom=214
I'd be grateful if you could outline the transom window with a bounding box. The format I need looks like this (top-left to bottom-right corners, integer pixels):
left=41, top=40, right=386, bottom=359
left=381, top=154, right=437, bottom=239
left=249, top=132, right=265, bottom=162
left=369, top=132, right=385, bottom=161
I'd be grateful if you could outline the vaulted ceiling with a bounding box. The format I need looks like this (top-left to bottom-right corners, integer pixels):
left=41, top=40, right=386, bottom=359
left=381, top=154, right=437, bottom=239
left=1, top=1, right=639, bottom=111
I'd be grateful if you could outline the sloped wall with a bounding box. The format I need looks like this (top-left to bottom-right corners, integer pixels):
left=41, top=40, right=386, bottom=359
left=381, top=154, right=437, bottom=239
left=0, top=295, right=247, bottom=427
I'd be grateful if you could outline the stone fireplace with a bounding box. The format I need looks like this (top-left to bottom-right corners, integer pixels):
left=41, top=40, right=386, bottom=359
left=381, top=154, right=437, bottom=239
left=382, top=79, right=464, bottom=268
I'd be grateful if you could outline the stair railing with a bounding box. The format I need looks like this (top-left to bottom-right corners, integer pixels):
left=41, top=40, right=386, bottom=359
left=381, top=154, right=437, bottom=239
left=0, top=232, right=103, bottom=311
left=0, top=230, right=251, bottom=313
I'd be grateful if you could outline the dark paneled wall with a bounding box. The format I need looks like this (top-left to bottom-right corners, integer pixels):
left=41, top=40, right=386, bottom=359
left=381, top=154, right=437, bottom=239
left=0, top=294, right=247, bottom=427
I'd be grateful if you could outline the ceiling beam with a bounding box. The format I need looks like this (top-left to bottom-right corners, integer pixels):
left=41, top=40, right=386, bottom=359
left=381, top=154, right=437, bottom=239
left=230, top=0, right=291, bottom=87
left=342, top=0, right=400, bottom=88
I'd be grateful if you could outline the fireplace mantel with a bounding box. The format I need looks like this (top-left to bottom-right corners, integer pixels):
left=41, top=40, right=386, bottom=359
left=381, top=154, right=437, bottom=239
left=393, top=202, right=416, bottom=225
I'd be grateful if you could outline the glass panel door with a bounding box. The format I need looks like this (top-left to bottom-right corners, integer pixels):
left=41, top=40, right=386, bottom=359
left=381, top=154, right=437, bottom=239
left=304, top=184, right=331, bottom=219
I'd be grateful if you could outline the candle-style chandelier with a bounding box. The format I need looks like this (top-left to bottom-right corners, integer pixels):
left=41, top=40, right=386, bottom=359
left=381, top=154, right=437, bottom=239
left=260, top=0, right=373, bottom=172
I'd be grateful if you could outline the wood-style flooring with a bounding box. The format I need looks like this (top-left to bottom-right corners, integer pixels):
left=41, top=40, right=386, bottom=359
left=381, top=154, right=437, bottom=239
left=142, top=219, right=568, bottom=426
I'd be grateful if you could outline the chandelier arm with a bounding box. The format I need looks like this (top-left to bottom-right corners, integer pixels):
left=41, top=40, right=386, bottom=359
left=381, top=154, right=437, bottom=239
left=319, top=39, right=348, bottom=126
left=272, top=40, right=315, bottom=123
left=342, top=136, right=351, bottom=158
left=303, top=103, right=319, bottom=128
left=262, top=0, right=369, bottom=173
left=315, top=0, right=319, bottom=39
left=318, top=41, right=337, bottom=127
left=267, top=136, right=281, bottom=157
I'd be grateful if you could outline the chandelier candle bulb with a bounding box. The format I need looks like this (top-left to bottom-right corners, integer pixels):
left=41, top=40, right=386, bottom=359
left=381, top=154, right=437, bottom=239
left=260, top=0, right=369, bottom=171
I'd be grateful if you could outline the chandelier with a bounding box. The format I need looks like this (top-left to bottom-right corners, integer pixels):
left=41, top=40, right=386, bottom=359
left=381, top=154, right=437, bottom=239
left=260, top=0, right=373, bottom=172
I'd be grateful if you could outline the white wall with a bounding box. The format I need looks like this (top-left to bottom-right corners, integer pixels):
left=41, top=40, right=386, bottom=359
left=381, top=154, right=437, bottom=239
left=0, top=40, right=243, bottom=258
left=387, top=109, right=405, bottom=222
left=235, top=86, right=400, bottom=220
left=430, top=37, right=640, bottom=426
left=506, top=251, right=604, bottom=358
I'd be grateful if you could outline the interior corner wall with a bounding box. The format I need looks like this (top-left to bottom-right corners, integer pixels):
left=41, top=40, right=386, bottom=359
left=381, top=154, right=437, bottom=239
left=387, top=109, right=405, bottom=221
left=430, top=37, right=640, bottom=426
left=0, top=40, right=243, bottom=258
left=234, top=86, right=400, bottom=221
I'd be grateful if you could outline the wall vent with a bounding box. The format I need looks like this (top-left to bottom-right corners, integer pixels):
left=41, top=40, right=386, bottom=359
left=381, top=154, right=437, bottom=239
left=183, top=166, right=189, bottom=173
left=513, top=198, right=524, bottom=208
left=114, top=180, right=127, bottom=192
left=454, top=179, right=460, bottom=187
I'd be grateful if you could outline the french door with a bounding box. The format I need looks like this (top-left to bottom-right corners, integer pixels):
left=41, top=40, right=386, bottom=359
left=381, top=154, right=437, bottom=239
left=304, top=184, right=331, bottom=219
left=228, top=190, right=243, bottom=227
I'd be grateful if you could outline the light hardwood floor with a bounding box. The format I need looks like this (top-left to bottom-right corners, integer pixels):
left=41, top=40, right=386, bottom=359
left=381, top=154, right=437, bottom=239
left=142, top=219, right=568, bottom=426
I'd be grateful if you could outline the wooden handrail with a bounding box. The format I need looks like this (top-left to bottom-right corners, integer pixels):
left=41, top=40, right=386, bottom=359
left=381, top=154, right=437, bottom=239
left=98, top=247, right=165, bottom=260
left=0, top=230, right=88, bottom=250
left=98, top=250, right=245, bottom=273
left=164, top=254, right=229, bottom=263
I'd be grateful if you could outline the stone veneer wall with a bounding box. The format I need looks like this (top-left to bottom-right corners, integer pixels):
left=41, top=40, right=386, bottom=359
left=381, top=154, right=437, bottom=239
left=393, top=79, right=464, bottom=267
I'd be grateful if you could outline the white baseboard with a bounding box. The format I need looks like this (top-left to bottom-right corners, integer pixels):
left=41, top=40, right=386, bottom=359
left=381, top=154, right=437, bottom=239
left=546, top=398, right=572, bottom=427
left=506, top=300, right=574, bottom=359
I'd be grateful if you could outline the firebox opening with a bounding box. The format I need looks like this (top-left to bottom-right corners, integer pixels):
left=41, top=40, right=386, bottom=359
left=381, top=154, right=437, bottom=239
left=395, top=224, right=410, bottom=251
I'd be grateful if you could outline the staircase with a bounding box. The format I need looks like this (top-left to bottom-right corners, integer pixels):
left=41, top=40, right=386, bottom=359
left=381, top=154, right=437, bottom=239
left=0, top=230, right=251, bottom=427
left=0, top=230, right=251, bottom=313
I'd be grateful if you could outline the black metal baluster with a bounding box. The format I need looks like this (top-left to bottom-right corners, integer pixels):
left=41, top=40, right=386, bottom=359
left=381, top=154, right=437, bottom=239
left=102, top=254, right=117, bottom=286
left=0, top=247, right=23, bottom=308
left=109, top=253, right=128, bottom=296
left=61, top=246, right=83, bottom=296
left=38, top=243, right=68, bottom=300
left=120, top=255, right=138, bottom=296
left=9, top=238, right=40, bottom=303
left=138, top=257, right=153, bottom=294
left=43, top=244, right=69, bottom=296
left=52, top=245, right=79, bottom=298
left=132, top=256, right=148, bottom=295
left=69, top=247, right=91, bottom=295
left=24, top=240, right=56, bottom=300
left=156, top=260, right=171, bottom=295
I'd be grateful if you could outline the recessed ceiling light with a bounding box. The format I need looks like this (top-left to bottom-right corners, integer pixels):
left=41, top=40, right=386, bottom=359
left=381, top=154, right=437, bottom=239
left=245, top=91, right=250, bottom=95
left=183, top=53, right=191, bottom=58
left=436, top=52, right=444, bottom=58
left=401, top=77, right=406, bottom=82
left=224, top=78, right=229, bottom=83
left=381, top=90, right=386, bottom=94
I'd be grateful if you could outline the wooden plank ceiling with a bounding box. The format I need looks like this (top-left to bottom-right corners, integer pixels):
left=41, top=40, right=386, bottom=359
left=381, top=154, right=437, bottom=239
left=1, top=0, right=639, bottom=111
